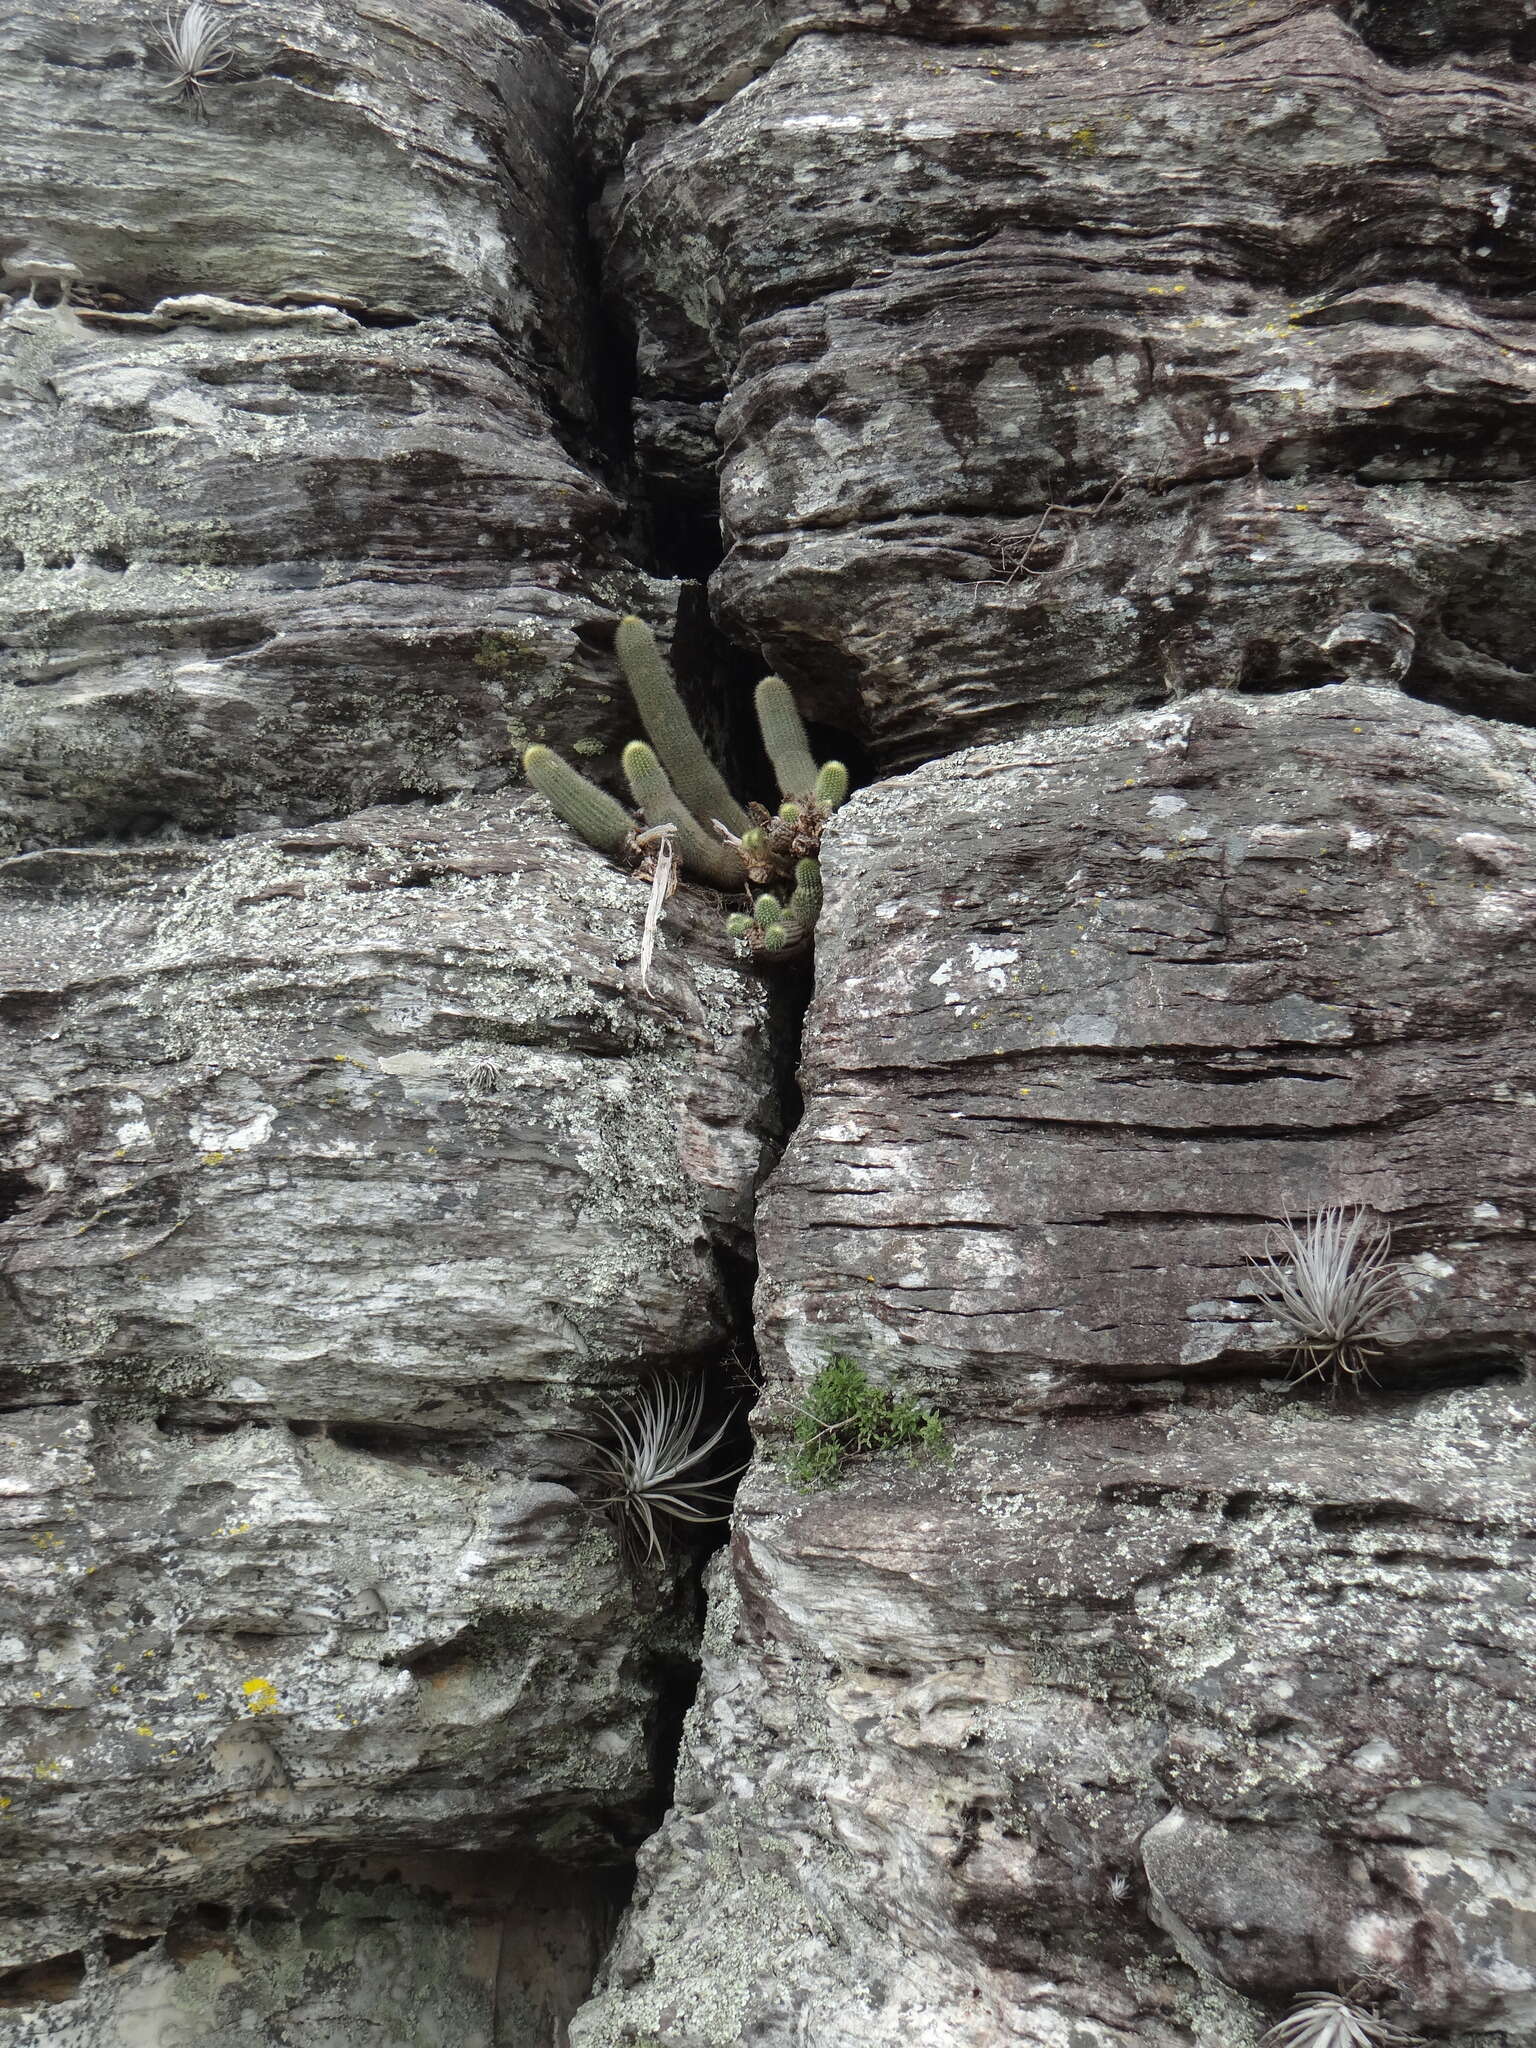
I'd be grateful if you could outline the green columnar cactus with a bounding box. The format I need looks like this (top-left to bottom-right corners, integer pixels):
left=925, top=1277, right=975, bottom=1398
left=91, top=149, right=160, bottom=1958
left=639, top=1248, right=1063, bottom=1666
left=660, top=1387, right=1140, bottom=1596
left=616, top=617, right=751, bottom=839
left=522, top=616, right=852, bottom=969
left=523, top=745, right=634, bottom=861
left=754, top=676, right=822, bottom=802
left=786, top=857, right=823, bottom=930
left=815, top=761, right=850, bottom=810
left=623, top=742, right=746, bottom=889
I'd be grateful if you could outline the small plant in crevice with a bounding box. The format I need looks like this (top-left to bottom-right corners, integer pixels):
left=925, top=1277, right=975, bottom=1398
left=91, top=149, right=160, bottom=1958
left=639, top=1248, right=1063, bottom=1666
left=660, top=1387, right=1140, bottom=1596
left=1259, top=1988, right=1422, bottom=2048
left=523, top=617, right=848, bottom=969
left=564, top=1378, right=747, bottom=1567
left=786, top=1354, right=948, bottom=1489
left=1250, top=1206, right=1404, bottom=1393
left=154, top=3, right=234, bottom=106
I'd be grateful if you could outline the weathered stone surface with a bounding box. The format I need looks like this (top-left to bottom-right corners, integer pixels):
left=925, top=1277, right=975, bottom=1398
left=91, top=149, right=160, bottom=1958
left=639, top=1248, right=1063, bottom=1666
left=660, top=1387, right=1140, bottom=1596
left=573, top=687, right=1536, bottom=2046
left=0, top=0, right=653, bottom=850
left=586, top=0, right=1536, bottom=763
left=2, top=1854, right=627, bottom=2048
left=0, top=794, right=775, bottom=1978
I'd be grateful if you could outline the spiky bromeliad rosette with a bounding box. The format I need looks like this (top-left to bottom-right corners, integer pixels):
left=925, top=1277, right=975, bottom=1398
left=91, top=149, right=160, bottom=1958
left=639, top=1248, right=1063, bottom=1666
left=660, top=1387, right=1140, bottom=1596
left=523, top=619, right=847, bottom=963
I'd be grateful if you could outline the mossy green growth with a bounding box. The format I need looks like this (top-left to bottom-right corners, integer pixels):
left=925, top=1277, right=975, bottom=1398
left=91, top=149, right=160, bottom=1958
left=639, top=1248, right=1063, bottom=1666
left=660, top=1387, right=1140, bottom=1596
left=787, top=1355, right=947, bottom=1487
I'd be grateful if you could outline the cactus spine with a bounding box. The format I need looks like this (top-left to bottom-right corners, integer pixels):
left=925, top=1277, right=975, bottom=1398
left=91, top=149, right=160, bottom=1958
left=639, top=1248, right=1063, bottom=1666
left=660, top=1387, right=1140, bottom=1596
left=523, top=745, right=634, bottom=861
left=617, top=617, right=751, bottom=838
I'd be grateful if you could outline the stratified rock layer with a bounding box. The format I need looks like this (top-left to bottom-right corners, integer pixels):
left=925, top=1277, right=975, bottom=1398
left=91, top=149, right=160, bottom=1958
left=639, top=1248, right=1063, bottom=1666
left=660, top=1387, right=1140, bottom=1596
left=0, top=793, right=775, bottom=1985
left=1, top=1855, right=628, bottom=2048
left=586, top=0, right=1536, bottom=763
left=573, top=686, right=1536, bottom=2047
left=0, top=0, right=654, bottom=849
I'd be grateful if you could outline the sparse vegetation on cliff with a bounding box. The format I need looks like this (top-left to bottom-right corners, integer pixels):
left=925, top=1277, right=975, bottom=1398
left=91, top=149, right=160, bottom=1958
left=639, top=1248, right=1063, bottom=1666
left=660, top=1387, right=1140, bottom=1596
left=1251, top=1207, right=1403, bottom=1391
left=787, top=1356, right=947, bottom=1488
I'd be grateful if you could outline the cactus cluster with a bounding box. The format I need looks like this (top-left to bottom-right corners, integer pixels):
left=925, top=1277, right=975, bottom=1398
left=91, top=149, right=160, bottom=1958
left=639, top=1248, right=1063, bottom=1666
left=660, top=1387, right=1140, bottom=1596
left=523, top=619, right=848, bottom=964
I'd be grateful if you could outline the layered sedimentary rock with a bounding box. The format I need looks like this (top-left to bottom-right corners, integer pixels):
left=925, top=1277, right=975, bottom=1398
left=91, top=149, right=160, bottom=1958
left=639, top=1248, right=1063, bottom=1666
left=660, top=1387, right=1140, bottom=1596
left=0, top=794, right=776, bottom=2017
left=585, top=0, right=1536, bottom=763
left=573, top=686, right=1536, bottom=2046
left=0, top=0, right=658, bottom=851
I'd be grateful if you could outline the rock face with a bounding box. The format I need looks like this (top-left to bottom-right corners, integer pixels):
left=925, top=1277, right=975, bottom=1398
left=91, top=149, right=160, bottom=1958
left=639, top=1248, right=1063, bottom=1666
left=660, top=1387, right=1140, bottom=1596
left=0, top=0, right=659, bottom=851
left=6, top=0, right=1536, bottom=2040
left=573, top=687, right=1536, bottom=2046
left=0, top=795, right=776, bottom=2020
left=586, top=0, right=1536, bottom=764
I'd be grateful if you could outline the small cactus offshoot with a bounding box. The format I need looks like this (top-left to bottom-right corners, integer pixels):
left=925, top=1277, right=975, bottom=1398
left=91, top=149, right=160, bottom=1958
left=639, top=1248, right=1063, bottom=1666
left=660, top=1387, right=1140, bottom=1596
left=726, top=859, right=823, bottom=962
left=521, top=617, right=848, bottom=968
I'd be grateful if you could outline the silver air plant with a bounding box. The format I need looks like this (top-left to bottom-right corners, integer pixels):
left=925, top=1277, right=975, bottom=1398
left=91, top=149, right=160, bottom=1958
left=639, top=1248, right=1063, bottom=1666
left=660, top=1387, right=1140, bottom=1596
left=155, top=4, right=234, bottom=105
left=567, top=1379, right=746, bottom=1566
left=1259, top=1989, right=1421, bottom=2048
left=1251, top=1205, right=1402, bottom=1391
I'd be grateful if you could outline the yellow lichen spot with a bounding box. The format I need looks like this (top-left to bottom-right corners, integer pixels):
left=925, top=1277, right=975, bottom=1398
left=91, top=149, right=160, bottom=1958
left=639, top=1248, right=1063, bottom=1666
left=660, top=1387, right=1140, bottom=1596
left=0, top=1795, right=11, bottom=1809
left=32, top=1760, right=62, bottom=1779
left=135, top=1724, right=154, bottom=1739
left=1068, top=125, right=1097, bottom=156
left=1294, top=503, right=1310, bottom=512
left=202, top=1152, right=225, bottom=1167
left=196, top=1692, right=210, bottom=1702
left=241, top=1677, right=280, bottom=1716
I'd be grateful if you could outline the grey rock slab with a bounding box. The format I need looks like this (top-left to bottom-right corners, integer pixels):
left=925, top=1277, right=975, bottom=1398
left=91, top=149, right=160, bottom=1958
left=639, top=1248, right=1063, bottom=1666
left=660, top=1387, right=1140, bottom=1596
left=572, top=687, right=1536, bottom=2046
left=0, top=298, right=664, bottom=850
left=763, top=685, right=1536, bottom=1395
left=587, top=2, right=1536, bottom=758
left=0, top=1853, right=628, bottom=2048
left=0, top=0, right=646, bottom=850
left=0, top=791, right=776, bottom=1951
left=3, top=0, right=589, bottom=352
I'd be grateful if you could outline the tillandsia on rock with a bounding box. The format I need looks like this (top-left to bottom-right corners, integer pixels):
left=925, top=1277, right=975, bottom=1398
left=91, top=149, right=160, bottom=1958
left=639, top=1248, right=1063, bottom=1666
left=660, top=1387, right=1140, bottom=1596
left=1250, top=1206, right=1403, bottom=1392
left=154, top=3, right=234, bottom=105
left=1258, top=1988, right=1422, bottom=2048
left=522, top=618, right=848, bottom=965
left=563, top=1378, right=747, bottom=1568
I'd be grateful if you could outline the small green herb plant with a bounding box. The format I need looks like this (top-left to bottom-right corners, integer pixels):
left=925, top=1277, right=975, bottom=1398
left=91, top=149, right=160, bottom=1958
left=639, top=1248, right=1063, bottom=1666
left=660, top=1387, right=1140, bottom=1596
left=788, top=1355, right=948, bottom=1488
